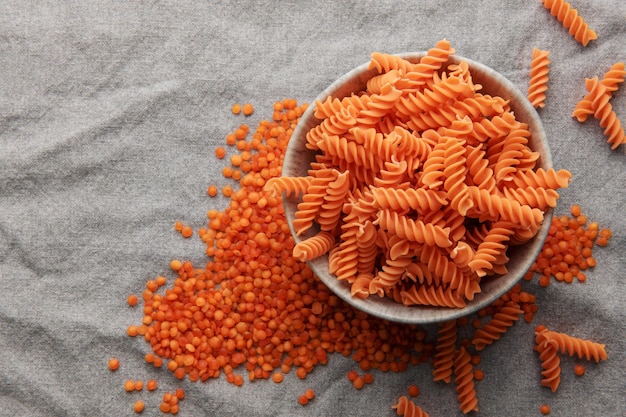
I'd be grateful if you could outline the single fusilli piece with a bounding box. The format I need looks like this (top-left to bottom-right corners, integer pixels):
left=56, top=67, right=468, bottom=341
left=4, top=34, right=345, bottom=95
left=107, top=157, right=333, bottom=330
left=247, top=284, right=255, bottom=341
left=369, top=52, right=415, bottom=74
left=464, top=145, right=496, bottom=192
left=586, top=77, right=626, bottom=149
left=369, top=247, right=414, bottom=297
left=329, top=219, right=360, bottom=283
left=318, top=171, right=351, bottom=232
left=536, top=328, right=608, bottom=362
left=467, top=187, right=544, bottom=230
left=502, top=186, right=561, bottom=209
left=471, top=300, right=523, bottom=350
left=263, top=175, right=313, bottom=198
left=467, top=221, right=516, bottom=277
left=356, top=83, right=404, bottom=126
left=572, top=62, right=626, bottom=122
left=392, top=396, right=430, bottom=417
left=441, top=136, right=473, bottom=216
left=395, top=76, right=474, bottom=116
left=536, top=338, right=561, bottom=393
left=369, top=187, right=448, bottom=214
left=355, top=221, right=378, bottom=274
left=292, top=231, right=336, bottom=262
left=375, top=209, right=452, bottom=248
left=541, top=0, right=598, bottom=46
left=528, top=48, right=550, bottom=109
left=432, top=319, right=458, bottom=383
left=400, top=283, right=467, bottom=308
left=292, top=169, right=338, bottom=236
left=305, top=105, right=358, bottom=150
left=453, top=347, right=479, bottom=414
left=366, top=69, right=402, bottom=94
left=407, top=38, right=456, bottom=81
left=506, top=167, right=572, bottom=190
left=350, top=273, right=373, bottom=299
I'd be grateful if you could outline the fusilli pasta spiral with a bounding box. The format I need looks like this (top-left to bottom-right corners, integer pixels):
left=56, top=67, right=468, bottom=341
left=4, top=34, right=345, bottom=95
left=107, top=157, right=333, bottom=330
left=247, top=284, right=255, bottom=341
left=528, top=48, right=550, bottom=109
left=536, top=328, right=608, bottom=362
left=432, top=319, right=457, bottom=383
left=573, top=62, right=625, bottom=122
left=586, top=77, right=626, bottom=149
left=536, top=338, right=561, bottom=393
left=292, top=231, right=336, bottom=262
left=541, top=0, right=597, bottom=46
left=453, top=347, right=479, bottom=414
left=392, top=396, right=430, bottom=417
left=283, top=40, right=571, bottom=309
left=471, top=300, right=523, bottom=350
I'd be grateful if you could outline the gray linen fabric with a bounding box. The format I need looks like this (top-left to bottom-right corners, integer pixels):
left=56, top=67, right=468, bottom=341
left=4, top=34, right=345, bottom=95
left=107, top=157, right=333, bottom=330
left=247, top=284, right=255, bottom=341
left=0, top=1, right=624, bottom=416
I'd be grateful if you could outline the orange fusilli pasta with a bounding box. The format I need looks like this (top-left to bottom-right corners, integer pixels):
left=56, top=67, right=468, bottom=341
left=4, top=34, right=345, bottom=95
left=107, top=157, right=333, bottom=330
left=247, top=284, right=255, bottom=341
left=392, top=396, right=430, bottom=417
left=283, top=40, right=571, bottom=308
left=453, top=347, right=479, bottom=414
left=471, top=300, right=523, bottom=350
left=572, top=62, right=626, bottom=122
left=536, top=337, right=562, bottom=393
left=541, top=0, right=597, bottom=46
left=528, top=48, right=550, bottom=109
left=536, top=327, right=608, bottom=362
left=432, top=320, right=457, bottom=383
left=584, top=77, right=626, bottom=150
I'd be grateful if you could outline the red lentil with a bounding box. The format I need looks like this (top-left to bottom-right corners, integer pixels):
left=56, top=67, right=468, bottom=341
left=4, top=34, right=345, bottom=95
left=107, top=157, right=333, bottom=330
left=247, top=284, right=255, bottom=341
left=408, top=385, right=420, bottom=397
left=108, top=358, right=120, bottom=371
left=540, top=404, right=551, bottom=415
left=574, top=364, right=585, bottom=376
left=304, top=388, right=315, bottom=400
left=242, top=103, right=254, bottom=116
left=215, top=147, right=227, bottom=159
left=146, top=379, right=158, bottom=391
left=133, top=400, right=144, bottom=413
left=231, top=104, right=242, bottom=115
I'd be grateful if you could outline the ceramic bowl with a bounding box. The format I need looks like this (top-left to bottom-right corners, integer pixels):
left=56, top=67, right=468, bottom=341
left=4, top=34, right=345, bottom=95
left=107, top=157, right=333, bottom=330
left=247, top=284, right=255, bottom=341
left=282, top=52, right=553, bottom=324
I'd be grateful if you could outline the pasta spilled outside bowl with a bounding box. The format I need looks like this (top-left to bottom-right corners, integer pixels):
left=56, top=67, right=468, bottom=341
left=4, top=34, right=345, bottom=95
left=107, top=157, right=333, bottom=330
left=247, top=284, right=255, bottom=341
left=274, top=41, right=570, bottom=324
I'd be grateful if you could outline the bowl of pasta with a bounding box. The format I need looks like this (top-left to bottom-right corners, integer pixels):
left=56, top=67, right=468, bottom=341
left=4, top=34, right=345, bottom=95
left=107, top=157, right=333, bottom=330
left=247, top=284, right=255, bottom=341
left=275, top=40, right=570, bottom=324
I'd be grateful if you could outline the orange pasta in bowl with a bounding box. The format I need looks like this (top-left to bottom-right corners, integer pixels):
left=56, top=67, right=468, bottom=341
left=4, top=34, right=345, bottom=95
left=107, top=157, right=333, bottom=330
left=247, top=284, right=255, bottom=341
left=278, top=40, right=570, bottom=324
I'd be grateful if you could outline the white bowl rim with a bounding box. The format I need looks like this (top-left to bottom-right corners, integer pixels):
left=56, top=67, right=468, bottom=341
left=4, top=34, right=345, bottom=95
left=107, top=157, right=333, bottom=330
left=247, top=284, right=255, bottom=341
left=283, top=52, right=553, bottom=324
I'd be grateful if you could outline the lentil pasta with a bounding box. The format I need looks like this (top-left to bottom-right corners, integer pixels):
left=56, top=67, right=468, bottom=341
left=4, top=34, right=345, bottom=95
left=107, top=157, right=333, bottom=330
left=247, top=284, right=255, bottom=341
left=284, top=40, right=572, bottom=309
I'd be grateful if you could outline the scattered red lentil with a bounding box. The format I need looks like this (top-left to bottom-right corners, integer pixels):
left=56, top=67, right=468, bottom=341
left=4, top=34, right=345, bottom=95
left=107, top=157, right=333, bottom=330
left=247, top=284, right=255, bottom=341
left=574, top=364, right=586, bottom=376
left=127, top=325, right=138, bottom=337
left=408, top=385, right=420, bottom=397
left=242, top=103, right=254, bottom=116
left=108, top=358, right=120, bottom=371
left=271, top=372, right=284, bottom=383
left=231, top=104, right=242, bottom=115
left=347, top=370, right=358, bottom=381
left=298, top=394, right=309, bottom=406
left=525, top=205, right=610, bottom=287
left=352, top=376, right=365, bottom=390
left=304, top=388, right=315, bottom=400
left=207, top=185, right=218, bottom=197
left=473, top=369, right=485, bottom=381
left=133, top=400, right=145, bottom=413
left=215, top=147, right=227, bottom=159
left=181, top=225, right=193, bottom=238
left=146, top=379, right=158, bottom=391
left=540, top=404, right=551, bottom=415
left=363, top=373, right=374, bottom=384
left=124, top=380, right=136, bottom=392
left=127, top=294, right=139, bottom=307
